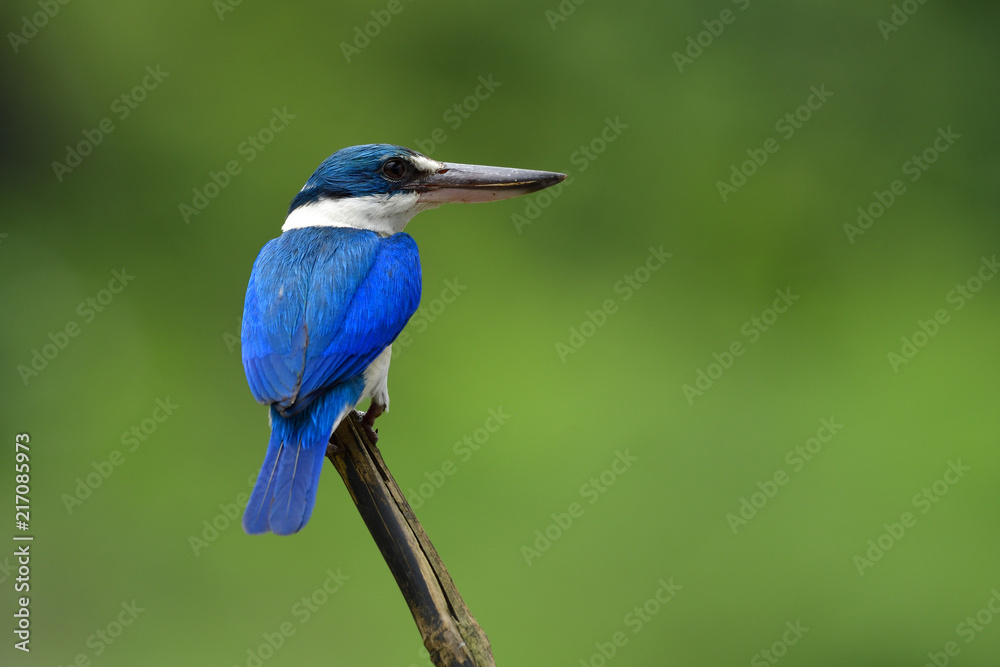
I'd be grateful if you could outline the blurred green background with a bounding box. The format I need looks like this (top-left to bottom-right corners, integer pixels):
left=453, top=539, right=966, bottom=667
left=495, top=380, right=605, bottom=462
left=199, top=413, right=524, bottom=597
left=2, top=1, right=999, bottom=665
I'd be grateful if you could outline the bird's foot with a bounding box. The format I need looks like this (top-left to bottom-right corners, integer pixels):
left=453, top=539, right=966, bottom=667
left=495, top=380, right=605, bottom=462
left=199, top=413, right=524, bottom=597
left=359, top=421, right=379, bottom=444
left=356, top=403, right=385, bottom=444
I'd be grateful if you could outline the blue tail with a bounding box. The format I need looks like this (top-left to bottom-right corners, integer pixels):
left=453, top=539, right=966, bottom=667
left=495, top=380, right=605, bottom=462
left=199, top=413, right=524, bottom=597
left=243, top=379, right=364, bottom=536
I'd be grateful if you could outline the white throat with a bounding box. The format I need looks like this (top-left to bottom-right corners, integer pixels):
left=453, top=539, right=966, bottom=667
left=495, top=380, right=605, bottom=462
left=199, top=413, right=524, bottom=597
left=281, top=193, right=437, bottom=236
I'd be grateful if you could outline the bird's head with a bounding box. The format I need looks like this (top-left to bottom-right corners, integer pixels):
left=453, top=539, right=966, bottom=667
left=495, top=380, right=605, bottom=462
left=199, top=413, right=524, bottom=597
left=282, top=143, right=565, bottom=235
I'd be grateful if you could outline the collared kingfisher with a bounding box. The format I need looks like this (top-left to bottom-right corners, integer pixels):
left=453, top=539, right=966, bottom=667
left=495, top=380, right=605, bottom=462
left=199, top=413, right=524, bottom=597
left=241, top=143, right=565, bottom=535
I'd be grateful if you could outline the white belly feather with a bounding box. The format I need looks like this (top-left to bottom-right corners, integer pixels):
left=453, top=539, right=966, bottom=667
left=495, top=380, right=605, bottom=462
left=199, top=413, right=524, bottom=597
left=361, top=345, right=393, bottom=409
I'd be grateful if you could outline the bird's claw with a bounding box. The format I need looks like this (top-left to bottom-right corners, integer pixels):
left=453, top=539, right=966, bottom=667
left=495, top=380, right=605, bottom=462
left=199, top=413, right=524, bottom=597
left=355, top=409, right=380, bottom=444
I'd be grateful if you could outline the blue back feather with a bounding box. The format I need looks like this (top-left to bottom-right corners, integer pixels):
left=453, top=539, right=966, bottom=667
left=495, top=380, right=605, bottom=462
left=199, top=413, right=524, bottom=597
left=241, top=226, right=421, bottom=534
left=242, top=226, right=421, bottom=414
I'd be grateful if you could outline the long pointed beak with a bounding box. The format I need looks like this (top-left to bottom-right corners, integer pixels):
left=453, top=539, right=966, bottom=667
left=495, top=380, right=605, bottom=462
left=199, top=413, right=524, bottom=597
left=414, top=162, right=566, bottom=204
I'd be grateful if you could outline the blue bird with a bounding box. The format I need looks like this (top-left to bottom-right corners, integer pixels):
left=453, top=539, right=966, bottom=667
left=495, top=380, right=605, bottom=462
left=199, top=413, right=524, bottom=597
left=241, top=144, right=565, bottom=535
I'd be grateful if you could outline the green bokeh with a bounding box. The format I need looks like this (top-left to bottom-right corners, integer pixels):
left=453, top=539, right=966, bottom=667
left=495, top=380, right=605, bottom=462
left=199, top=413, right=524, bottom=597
left=2, top=1, right=998, bottom=665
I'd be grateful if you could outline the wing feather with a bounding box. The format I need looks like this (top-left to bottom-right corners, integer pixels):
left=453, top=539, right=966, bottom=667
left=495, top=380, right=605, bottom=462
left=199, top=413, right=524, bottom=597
left=241, top=226, right=420, bottom=413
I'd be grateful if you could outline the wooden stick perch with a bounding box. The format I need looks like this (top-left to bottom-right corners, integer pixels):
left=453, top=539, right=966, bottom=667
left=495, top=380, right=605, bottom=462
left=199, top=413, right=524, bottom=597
left=327, top=414, right=496, bottom=667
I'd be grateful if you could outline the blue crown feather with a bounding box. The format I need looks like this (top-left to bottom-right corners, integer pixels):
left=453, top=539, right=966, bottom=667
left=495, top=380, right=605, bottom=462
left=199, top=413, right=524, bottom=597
left=289, top=144, right=421, bottom=212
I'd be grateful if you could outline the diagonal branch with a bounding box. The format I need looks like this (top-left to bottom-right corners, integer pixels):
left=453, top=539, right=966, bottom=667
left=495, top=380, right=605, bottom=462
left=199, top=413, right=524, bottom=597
left=327, top=414, right=496, bottom=667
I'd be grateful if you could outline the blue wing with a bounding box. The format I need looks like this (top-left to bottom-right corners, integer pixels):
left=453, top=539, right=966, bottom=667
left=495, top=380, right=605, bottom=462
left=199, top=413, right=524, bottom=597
left=241, top=226, right=421, bottom=414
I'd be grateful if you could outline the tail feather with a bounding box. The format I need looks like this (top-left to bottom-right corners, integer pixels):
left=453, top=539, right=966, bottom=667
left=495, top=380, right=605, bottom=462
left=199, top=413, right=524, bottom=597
left=243, top=378, right=364, bottom=535
left=243, top=433, right=284, bottom=535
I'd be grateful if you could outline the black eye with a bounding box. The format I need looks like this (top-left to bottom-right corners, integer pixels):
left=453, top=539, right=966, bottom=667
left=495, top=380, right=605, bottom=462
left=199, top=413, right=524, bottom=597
left=380, top=158, right=407, bottom=181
